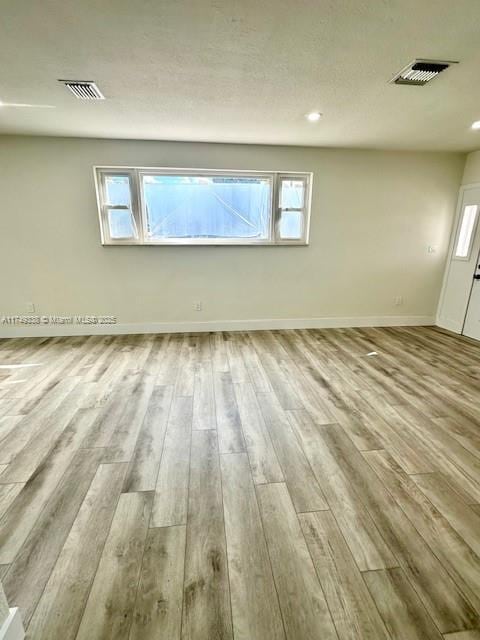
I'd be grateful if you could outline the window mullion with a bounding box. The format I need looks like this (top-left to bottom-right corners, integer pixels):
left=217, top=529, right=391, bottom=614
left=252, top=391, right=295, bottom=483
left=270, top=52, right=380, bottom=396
left=272, top=173, right=280, bottom=243
left=130, top=169, right=144, bottom=244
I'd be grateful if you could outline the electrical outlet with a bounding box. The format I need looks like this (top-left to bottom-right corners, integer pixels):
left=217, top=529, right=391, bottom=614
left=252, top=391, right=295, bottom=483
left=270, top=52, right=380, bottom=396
left=193, top=301, right=203, bottom=312
left=394, top=296, right=403, bottom=306
left=427, top=245, right=437, bottom=254
left=26, top=302, right=35, bottom=313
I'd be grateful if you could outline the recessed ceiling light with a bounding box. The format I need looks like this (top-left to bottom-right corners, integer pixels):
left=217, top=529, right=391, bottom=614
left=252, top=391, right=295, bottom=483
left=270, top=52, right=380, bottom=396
left=306, top=111, right=322, bottom=122
left=472, top=121, right=480, bottom=130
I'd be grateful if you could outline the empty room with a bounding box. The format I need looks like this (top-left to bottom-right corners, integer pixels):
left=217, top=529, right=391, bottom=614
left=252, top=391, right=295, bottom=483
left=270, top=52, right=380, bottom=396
left=1, top=1, right=480, bottom=639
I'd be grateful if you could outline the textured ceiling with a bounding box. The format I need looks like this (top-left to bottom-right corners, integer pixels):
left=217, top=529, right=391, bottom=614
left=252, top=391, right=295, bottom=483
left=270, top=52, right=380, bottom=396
left=1, top=0, right=480, bottom=150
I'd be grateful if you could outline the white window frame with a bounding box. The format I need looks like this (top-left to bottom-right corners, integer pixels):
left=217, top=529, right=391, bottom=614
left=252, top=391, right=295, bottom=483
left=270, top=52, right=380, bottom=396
left=94, top=166, right=312, bottom=246
left=453, top=203, right=480, bottom=261
left=95, top=169, right=143, bottom=245
left=275, top=174, right=311, bottom=244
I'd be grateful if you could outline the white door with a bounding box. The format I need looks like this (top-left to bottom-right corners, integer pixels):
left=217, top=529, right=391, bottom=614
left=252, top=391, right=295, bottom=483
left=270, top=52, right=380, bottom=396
left=438, top=186, right=480, bottom=336
left=463, top=249, right=480, bottom=340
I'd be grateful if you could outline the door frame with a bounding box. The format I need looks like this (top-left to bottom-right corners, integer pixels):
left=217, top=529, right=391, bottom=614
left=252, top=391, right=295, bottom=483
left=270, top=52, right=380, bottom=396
left=436, top=182, right=480, bottom=333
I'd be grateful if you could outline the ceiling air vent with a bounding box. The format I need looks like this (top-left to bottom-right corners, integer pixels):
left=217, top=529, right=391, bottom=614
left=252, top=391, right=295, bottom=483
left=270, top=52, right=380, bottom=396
left=59, top=80, right=105, bottom=100
left=391, top=59, right=457, bottom=86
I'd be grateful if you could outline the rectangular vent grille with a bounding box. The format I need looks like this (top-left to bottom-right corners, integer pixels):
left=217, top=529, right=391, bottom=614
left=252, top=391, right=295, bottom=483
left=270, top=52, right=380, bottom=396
left=391, top=59, right=456, bottom=86
left=59, top=80, right=105, bottom=100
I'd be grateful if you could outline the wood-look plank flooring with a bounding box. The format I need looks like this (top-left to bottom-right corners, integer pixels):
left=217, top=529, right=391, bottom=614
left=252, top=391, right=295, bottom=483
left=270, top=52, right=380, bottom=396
left=0, top=327, right=479, bottom=639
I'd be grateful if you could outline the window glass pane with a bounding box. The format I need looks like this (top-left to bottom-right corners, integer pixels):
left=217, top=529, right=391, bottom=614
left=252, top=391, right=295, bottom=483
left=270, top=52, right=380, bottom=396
left=142, top=175, right=271, bottom=240
left=455, top=204, right=478, bottom=258
left=108, top=209, right=135, bottom=239
left=279, top=210, right=303, bottom=240
left=280, top=179, right=305, bottom=209
left=105, top=175, right=132, bottom=207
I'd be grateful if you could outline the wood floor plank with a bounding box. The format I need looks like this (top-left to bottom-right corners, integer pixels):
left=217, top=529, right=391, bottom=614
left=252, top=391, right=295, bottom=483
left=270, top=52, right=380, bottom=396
left=81, top=372, right=141, bottom=448
left=68, top=335, right=115, bottom=379
left=220, top=452, right=285, bottom=640
left=258, top=392, right=328, bottom=512
left=0, top=380, right=87, bottom=483
left=233, top=382, right=284, bottom=484
left=364, top=451, right=480, bottom=613
left=363, top=567, right=443, bottom=640
left=105, top=374, right=156, bottom=462
left=320, top=426, right=478, bottom=633
left=75, top=491, right=152, bottom=640
left=283, top=332, right=381, bottom=448
left=249, top=336, right=303, bottom=410
left=0, top=483, right=24, bottom=520
left=2, top=448, right=104, bottom=626
left=210, top=333, right=229, bottom=373
left=79, top=347, right=129, bottom=410
left=0, top=416, right=23, bottom=447
left=0, top=376, right=79, bottom=467
left=359, top=392, right=436, bottom=474
left=196, top=332, right=212, bottom=362
left=192, top=361, right=216, bottom=430
left=174, top=336, right=197, bottom=397
left=278, top=358, right=334, bottom=425
left=444, top=631, right=480, bottom=639
left=213, top=372, right=245, bottom=454
left=256, top=482, right=337, bottom=640
left=156, top=335, right=183, bottom=386
left=225, top=334, right=251, bottom=383
left=271, top=332, right=335, bottom=424
left=300, top=510, right=389, bottom=640
left=434, top=416, right=480, bottom=461
left=26, top=463, right=128, bottom=640
left=237, top=333, right=272, bottom=393
left=412, top=472, right=480, bottom=558
left=0, top=399, right=16, bottom=418
left=393, top=404, right=480, bottom=503
left=0, top=407, right=101, bottom=564
left=257, top=331, right=290, bottom=360
left=3, top=349, right=81, bottom=414
left=288, top=409, right=397, bottom=571
left=129, top=525, right=186, bottom=640
left=151, top=396, right=193, bottom=527
left=123, top=385, right=173, bottom=492
left=182, top=430, right=233, bottom=640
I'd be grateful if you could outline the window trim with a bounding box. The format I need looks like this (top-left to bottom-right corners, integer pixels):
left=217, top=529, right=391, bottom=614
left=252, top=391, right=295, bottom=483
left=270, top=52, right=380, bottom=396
left=453, top=203, right=479, bottom=261
left=94, top=166, right=312, bottom=246
left=95, top=169, right=143, bottom=245
left=274, top=174, right=311, bottom=244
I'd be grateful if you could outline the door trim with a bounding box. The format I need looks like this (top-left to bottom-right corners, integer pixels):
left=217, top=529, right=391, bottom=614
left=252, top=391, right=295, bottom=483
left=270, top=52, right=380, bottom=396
left=436, top=182, right=480, bottom=332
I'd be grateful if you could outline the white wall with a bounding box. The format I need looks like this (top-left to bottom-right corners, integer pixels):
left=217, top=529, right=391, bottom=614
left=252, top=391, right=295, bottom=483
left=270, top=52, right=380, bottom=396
left=462, top=150, right=480, bottom=184
left=0, top=136, right=464, bottom=335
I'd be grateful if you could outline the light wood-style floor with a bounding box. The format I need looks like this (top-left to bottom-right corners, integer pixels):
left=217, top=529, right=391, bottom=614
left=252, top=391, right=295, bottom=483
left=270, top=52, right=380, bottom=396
left=0, top=327, right=480, bottom=640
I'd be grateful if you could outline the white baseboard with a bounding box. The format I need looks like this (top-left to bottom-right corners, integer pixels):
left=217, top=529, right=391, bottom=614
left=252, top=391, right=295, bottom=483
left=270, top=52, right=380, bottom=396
left=0, top=609, right=25, bottom=640
left=0, top=315, right=435, bottom=338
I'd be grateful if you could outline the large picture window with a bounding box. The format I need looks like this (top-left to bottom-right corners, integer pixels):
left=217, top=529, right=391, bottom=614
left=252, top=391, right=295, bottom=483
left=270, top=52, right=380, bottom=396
left=95, top=167, right=312, bottom=245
